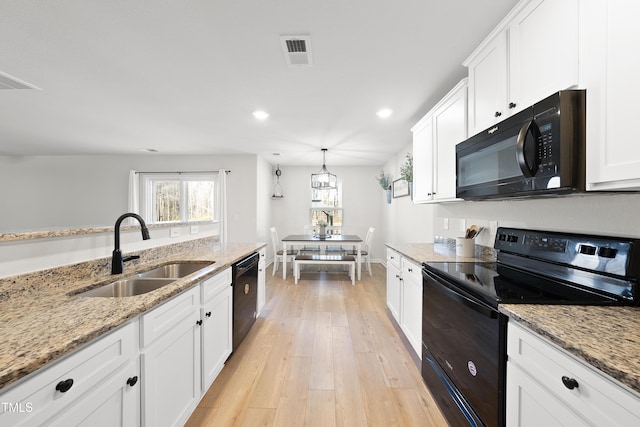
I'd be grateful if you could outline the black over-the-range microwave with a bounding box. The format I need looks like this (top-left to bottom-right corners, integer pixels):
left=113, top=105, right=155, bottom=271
left=456, top=90, right=586, bottom=200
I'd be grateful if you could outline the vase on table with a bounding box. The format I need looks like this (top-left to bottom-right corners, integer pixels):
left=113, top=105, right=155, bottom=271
left=319, top=226, right=327, bottom=238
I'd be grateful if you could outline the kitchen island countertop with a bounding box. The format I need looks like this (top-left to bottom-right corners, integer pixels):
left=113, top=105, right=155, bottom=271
left=0, top=238, right=265, bottom=390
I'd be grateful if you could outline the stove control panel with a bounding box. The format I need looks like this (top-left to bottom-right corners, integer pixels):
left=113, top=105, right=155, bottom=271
left=495, top=227, right=640, bottom=278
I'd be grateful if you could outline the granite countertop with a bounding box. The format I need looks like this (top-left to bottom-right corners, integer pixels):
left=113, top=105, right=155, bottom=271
left=385, top=241, right=495, bottom=264
left=0, top=239, right=265, bottom=390
left=388, top=242, right=640, bottom=396
left=500, top=304, right=640, bottom=395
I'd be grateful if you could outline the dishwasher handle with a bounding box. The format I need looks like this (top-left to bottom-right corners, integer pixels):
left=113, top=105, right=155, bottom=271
left=234, top=252, right=259, bottom=277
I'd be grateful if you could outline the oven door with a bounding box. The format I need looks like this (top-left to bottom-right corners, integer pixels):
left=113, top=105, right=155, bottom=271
left=422, top=265, right=506, bottom=427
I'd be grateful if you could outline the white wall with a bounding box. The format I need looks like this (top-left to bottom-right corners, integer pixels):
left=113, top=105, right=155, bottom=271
left=382, top=144, right=436, bottom=245
left=0, top=153, right=271, bottom=278
left=270, top=165, right=386, bottom=263
left=0, top=154, right=260, bottom=237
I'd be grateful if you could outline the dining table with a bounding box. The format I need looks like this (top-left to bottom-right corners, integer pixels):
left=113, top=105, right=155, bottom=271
left=280, top=234, right=363, bottom=281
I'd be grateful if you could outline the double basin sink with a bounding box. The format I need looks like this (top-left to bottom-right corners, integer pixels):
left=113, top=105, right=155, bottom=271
left=74, top=262, right=214, bottom=298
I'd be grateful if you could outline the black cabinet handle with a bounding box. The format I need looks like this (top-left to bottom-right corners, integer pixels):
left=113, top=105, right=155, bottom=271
left=509, top=102, right=517, bottom=109
left=562, top=376, right=579, bottom=390
left=56, top=378, right=74, bottom=393
left=408, top=268, right=413, bottom=273
left=196, top=319, right=203, bottom=326
left=495, top=111, right=502, bottom=117
left=205, top=311, right=212, bottom=317
left=127, top=376, right=138, bottom=387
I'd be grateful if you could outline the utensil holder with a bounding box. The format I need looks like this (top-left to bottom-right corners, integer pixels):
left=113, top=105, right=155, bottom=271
left=456, top=237, right=475, bottom=258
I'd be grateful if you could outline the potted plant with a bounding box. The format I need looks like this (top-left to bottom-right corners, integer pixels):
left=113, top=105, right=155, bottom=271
left=376, top=171, right=392, bottom=204
left=400, top=153, right=413, bottom=199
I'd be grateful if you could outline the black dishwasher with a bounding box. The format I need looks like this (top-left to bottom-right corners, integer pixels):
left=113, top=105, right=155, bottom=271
left=232, top=252, right=259, bottom=351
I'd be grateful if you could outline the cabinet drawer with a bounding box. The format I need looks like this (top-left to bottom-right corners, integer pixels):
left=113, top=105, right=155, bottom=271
left=201, top=267, right=232, bottom=304
left=0, top=321, right=137, bottom=427
left=141, top=286, right=200, bottom=348
left=507, top=322, right=640, bottom=426
left=386, top=248, right=401, bottom=269
left=401, top=258, right=421, bottom=283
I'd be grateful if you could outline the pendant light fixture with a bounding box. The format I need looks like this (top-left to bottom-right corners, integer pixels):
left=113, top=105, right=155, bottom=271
left=311, top=148, right=337, bottom=190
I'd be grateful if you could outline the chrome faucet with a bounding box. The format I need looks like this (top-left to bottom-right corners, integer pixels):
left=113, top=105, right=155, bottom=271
left=112, top=213, right=150, bottom=274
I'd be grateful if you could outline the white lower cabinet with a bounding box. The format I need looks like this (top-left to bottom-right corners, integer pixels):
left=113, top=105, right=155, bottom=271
left=507, top=321, right=640, bottom=426
left=386, top=248, right=401, bottom=322
left=49, top=361, right=140, bottom=427
left=0, top=321, right=139, bottom=427
left=201, top=267, right=233, bottom=390
left=386, top=248, right=422, bottom=358
left=257, top=248, right=266, bottom=314
left=141, top=286, right=202, bottom=427
left=399, top=257, right=422, bottom=357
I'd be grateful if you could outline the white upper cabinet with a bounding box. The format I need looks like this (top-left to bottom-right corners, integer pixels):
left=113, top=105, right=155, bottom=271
left=432, top=80, right=468, bottom=201
left=466, top=31, right=508, bottom=135
left=411, top=111, right=435, bottom=203
left=465, top=0, right=579, bottom=137
left=411, top=79, right=467, bottom=203
left=582, top=0, right=640, bottom=190
left=508, top=0, right=579, bottom=114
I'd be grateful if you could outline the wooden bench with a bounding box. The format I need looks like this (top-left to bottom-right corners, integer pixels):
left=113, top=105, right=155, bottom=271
left=294, top=254, right=356, bottom=285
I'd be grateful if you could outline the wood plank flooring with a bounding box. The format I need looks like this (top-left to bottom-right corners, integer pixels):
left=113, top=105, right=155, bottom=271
left=185, top=264, right=448, bottom=427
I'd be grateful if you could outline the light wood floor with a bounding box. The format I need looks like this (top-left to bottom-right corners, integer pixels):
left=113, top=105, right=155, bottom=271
left=185, top=264, right=448, bottom=427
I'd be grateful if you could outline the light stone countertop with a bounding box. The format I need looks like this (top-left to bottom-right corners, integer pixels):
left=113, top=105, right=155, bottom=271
left=499, top=304, right=640, bottom=395
left=387, top=242, right=640, bottom=396
left=0, top=238, right=265, bottom=390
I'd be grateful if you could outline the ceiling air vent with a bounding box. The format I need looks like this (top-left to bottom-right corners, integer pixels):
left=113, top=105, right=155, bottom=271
left=280, top=35, right=313, bottom=67
left=0, top=71, right=41, bottom=90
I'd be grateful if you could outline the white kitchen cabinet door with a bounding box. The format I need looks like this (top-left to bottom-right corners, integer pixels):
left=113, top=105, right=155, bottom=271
left=49, top=361, right=140, bottom=427
left=141, top=287, right=202, bottom=427
left=257, top=248, right=266, bottom=314
left=411, top=113, right=434, bottom=203
left=466, top=31, right=508, bottom=136
left=466, top=0, right=579, bottom=137
left=433, top=80, right=467, bottom=201
left=506, top=361, right=589, bottom=427
left=399, top=258, right=422, bottom=357
left=508, top=0, right=579, bottom=114
left=507, top=321, right=640, bottom=426
left=386, top=250, right=402, bottom=322
left=0, top=321, right=137, bottom=427
left=583, top=0, right=640, bottom=190
left=202, top=285, right=232, bottom=391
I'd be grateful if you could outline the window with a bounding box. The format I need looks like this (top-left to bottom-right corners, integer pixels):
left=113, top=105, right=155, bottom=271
left=141, top=173, right=216, bottom=224
left=311, top=181, right=343, bottom=227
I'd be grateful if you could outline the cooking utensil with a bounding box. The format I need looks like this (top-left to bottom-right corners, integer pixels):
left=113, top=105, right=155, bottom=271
left=466, top=225, right=479, bottom=239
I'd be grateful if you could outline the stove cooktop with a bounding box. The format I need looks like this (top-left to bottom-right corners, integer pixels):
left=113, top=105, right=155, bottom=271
left=423, top=261, right=634, bottom=309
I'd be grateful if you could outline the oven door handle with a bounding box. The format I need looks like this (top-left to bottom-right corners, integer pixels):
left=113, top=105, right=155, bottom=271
left=423, top=268, right=498, bottom=319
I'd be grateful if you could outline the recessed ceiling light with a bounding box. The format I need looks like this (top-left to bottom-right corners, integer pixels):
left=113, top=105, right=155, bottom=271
left=376, top=108, right=393, bottom=118
left=253, top=110, right=269, bottom=120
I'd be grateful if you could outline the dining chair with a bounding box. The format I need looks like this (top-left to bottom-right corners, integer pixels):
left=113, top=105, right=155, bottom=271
left=347, top=226, right=375, bottom=275
left=270, top=227, right=296, bottom=276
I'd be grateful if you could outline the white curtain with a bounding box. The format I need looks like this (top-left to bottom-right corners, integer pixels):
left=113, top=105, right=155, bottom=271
left=217, top=169, right=228, bottom=243
left=127, top=170, right=140, bottom=224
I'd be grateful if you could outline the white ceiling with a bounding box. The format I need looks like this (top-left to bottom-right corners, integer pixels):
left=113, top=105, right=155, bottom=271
left=0, top=0, right=518, bottom=166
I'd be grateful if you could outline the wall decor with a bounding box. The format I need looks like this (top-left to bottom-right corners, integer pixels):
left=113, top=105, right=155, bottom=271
left=393, top=178, right=410, bottom=198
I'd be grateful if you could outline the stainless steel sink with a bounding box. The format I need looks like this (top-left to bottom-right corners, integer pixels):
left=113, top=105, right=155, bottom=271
left=74, top=261, right=214, bottom=297
left=136, top=262, right=214, bottom=279
left=75, top=278, right=177, bottom=297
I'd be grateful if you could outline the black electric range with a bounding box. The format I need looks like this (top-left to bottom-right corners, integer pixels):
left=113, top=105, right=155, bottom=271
left=421, top=227, right=640, bottom=427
